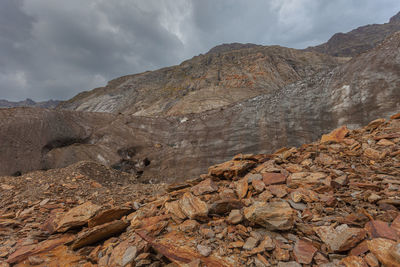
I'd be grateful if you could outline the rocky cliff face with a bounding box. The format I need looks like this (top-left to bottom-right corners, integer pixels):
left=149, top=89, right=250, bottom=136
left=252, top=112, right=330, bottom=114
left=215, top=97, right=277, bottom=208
left=2, top=32, right=399, bottom=182
left=305, top=12, right=400, bottom=57
left=58, top=46, right=343, bottom=116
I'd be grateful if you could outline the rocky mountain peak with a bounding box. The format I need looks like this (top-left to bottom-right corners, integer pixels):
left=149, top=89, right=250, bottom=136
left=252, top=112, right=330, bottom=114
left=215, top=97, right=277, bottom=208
left=305, top=11, right=400, bottom=57
left=389, top=11, right=400, bottom=24
left=206, top=42, right=261, bottom=54
left=0, top=98, right=60, bottom=109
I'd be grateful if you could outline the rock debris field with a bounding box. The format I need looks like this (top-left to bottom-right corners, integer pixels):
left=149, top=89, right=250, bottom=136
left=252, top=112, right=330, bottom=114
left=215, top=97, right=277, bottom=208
left=1, top=112, right=400, bottom=266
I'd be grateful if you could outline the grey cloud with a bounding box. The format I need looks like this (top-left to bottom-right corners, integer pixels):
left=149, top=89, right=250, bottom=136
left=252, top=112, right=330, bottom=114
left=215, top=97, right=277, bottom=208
left=0, top=0, right=399, bottom=101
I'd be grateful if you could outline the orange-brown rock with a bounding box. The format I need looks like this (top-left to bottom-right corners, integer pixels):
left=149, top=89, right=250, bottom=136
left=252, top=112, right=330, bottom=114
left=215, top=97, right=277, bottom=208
left=178, top=193, right=209, bottom=220
left=55, top=201, right=101, bottom=232
left=367, top=238, right=400, bottom=267
left=262, top=172, right=286, bottom=185
left=321, top=126, right=349, bottom=143
left=244, top=201, right=294, bottom=230
left=191, top=178, right=218, bottom=196
left=88, top=207, right=132, bottom=228
left=7, top=235, right=74, bottom=264
left=340, top=256, right=368, bottom=267
left=365, top=220, right=399, bottom=240
left=391, top=215, right=400, bottom=236
left=209, top=199, right=243, bottom=215
left=293, top=239, right=318, bottom=264
left=314, top=224, right=366, bottom=252
left=107, top=240, right=138, bottom=267
left=208, top=160, right=255, bottom=180
left=71, top=220, right=129, bottom=250
left=235, top=178, right=248, bottom=199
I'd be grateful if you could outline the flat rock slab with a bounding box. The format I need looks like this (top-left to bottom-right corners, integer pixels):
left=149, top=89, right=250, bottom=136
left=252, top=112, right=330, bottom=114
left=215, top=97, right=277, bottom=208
left=294, top=239, right=318, bottom=264
left=244, top=201, right=294, bottom=230
left=365, top=220, right=399, bottom=240
left=367, top=238, right=400, bottom=267
left=314, top=224, right=366, bottom=252
left=7, top=235, right=74, bottom=264
left=88, top=207, right=132, bottom=228
left=71, top=220, right=129, bottom=250
left=178, top=192, right=209, bottom=220
left=191, top=178, right=219, bottom=196
left=262, top=172, right=286, bottom=185
left=56, top=201, right=101, bottom=232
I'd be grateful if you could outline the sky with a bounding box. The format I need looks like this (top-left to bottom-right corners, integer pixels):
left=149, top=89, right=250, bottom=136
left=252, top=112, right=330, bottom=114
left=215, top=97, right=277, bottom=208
left=1, top=0, right=399, bottom=101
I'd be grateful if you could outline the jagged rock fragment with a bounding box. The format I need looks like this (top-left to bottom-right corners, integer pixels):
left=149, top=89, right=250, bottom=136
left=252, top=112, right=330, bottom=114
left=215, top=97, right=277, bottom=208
left=191, top=178, right=219, bottom=195
left=88, top=207, right=132, bottom=227
left=71, top=220, right=129, bottom=250
left=178, top=192, right=209, bottom=220
left=244, top=201, right=294, bottom=230
left=314, top=224, right=366, bottom=252
left=293, top=239, right=317, bottom=264
left=55, top=201, right=101, bottom=232
left=367, top=238, right=400, bottom=267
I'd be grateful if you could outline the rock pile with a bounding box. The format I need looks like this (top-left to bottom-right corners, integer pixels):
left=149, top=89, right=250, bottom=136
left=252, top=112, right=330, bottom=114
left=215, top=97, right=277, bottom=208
left=1, top=113, right=400, bottom=266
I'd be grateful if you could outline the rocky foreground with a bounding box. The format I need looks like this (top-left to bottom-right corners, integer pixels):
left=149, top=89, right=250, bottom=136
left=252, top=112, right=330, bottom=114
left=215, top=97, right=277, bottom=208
left=0, top=113, right=400, bottom=266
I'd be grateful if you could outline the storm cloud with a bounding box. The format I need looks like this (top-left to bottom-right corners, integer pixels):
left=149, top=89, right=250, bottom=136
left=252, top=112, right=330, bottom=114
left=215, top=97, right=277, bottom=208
left=1, top=0, right=399, bottom=101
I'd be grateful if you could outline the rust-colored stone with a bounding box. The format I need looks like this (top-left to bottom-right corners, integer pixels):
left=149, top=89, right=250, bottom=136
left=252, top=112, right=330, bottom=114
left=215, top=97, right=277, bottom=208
left=314, top=224, right=366, bottom=252
left=244, top=201, right=294, bottom=230
left=191, top=178, right=219, bottom=196
left=55, top=201, right=101, bottom=232
left=88, top=207, right=132, bottom=228
left=365, top=220, right=399, bottom=240
left=293, top=239, right=317, bottom=264
left=262, top=172, right=286, bottom=185
left=178, top=192, right=209, bottom=220
left=367, top=238, right=400, bottom=267
left=340, top=256, right=368, bottom=267
left=7, top=235, right=74, bottom=264
left=321, top=125, right=349, bottom=143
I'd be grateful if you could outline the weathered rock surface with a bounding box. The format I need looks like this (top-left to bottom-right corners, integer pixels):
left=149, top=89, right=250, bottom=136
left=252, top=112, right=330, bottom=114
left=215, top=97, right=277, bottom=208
left=1, top=115, right=400, bottom=265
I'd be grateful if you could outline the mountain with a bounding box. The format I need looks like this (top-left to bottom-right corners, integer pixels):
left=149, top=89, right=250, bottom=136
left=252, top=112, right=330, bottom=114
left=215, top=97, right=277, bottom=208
left=2, top=32, right=399, bottom=182
left=305, top=11, right=400, bottom=57
left=0, top=98, right=60, bottom=109
left=58, top=46, right=344, bottom=116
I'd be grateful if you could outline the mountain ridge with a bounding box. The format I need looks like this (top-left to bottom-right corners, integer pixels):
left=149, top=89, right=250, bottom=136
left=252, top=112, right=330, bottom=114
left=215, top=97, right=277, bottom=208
left=0, top=98, right=60, bottom=109
left=58, top=45, right=345, bottom=116
left=305, top=11, right=400, bottom=57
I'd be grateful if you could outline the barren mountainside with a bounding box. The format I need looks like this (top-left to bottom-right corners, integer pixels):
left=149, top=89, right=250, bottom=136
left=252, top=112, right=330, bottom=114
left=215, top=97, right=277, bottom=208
left=58, top=46, right=344, bottom=116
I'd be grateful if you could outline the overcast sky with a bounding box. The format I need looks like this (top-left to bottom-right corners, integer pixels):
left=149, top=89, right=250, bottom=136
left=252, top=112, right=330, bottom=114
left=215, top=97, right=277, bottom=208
left=1, top=0, right=399, bottom=101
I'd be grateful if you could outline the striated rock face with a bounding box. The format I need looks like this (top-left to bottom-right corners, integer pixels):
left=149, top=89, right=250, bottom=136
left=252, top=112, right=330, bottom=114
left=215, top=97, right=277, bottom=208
left=1, top=32, right=400, bottom=181
left=305, top=11, right=400, bottom=57
left=58, top=45, right=343, bottom=116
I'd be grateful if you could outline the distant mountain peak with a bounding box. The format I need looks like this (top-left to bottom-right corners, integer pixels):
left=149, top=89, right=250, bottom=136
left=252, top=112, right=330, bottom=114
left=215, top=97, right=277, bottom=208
left=389, top=11, right=400, bottom=24
left=305, top=11, right=400, bottom=57
left=0, top=99, right=60, bottom=109
left=206, top=43, right=260, bottom=54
